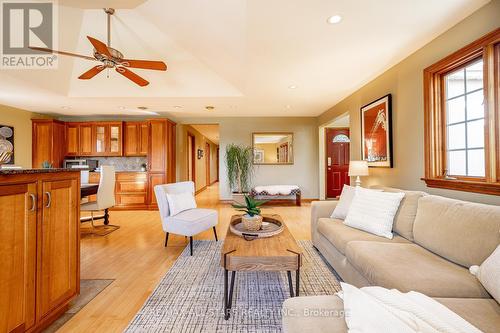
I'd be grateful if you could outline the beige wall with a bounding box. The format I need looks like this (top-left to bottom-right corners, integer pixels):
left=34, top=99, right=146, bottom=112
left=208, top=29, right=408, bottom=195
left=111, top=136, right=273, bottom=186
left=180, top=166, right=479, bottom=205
left=318, top=0, right=500, bottom=205
left=177, top=124, right=219, bottom=192
left=0, top=105, right=47, bottom=168
left=179, top=117, right=319, bottom=200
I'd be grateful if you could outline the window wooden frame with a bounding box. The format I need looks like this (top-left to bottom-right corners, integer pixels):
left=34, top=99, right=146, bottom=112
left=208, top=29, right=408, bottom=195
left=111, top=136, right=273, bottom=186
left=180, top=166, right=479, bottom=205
left=423, top=28, right=500, bottom=195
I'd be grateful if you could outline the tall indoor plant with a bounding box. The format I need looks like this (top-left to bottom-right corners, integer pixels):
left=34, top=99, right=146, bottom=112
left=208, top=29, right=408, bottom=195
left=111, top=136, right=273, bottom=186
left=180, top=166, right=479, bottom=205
left=225, top=144, right=254, bottom=203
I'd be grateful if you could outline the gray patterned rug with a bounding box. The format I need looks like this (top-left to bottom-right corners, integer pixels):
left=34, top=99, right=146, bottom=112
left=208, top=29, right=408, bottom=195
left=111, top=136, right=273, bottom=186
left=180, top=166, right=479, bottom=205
left=125, top=240, right=341, bottom=333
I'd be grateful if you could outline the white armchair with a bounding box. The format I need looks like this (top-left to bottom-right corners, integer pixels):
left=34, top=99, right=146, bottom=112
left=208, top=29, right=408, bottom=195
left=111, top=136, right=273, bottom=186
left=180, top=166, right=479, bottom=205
left=154, top=181, right=218, bottom=256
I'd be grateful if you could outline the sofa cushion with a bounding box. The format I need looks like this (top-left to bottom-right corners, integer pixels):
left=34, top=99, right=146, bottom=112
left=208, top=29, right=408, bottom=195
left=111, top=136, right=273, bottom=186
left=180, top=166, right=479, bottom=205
left=282, top=295, right=347, bottom=333
left=345, top=241, right=490, bottom=298
left=436, top=298, right=500, bottom=333
left=371, top=186, right=427, bottom=241
left=317, top=218, right=409, bottom=255
left=413, top=195, right=500, bottom=268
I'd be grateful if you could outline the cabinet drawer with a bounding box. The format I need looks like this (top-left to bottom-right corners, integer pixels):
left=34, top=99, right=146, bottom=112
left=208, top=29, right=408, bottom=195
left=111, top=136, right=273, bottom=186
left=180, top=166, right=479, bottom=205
left=116, top=181, right=147, bottom=193
left=116, top=193, right=147, bottom=205
left=116, top=172, right=147, bottom=181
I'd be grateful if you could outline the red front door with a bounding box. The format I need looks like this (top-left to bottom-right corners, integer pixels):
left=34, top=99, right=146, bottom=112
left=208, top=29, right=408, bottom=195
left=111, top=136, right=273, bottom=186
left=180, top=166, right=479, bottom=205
left=326, top=128, right=350, bottom=198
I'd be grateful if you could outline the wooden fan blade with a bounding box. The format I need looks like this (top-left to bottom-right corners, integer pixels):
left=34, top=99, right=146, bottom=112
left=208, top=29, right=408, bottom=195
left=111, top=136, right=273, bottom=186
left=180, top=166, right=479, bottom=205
left=116, top=67, right=149, bottom=86
left=78, top=65, right=105, bottom=80
left=120, top=59, right=167, bottom=71
left=29, top=46, right=96, bottom=61
left=87, top=36, right=111, bottom=57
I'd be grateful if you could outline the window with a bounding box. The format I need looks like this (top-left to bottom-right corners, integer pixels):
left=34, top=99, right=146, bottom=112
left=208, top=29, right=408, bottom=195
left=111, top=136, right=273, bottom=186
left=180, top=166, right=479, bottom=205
left=423, top=28, right=500, bottom=195
left=444, top=59, right=485, bottom=177
left=332, top=134, right=350, bottom=143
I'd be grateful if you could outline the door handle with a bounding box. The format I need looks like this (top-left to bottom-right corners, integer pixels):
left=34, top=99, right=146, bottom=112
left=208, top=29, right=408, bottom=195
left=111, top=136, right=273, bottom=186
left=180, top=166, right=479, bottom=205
left=44, top=192, right=51, bottom=208
left=29, top=193, right=36, bottom=212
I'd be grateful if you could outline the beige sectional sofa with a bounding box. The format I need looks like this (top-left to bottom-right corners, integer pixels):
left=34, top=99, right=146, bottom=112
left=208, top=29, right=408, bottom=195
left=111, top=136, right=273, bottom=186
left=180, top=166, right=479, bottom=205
left=283, top=187, right=500, bottom=333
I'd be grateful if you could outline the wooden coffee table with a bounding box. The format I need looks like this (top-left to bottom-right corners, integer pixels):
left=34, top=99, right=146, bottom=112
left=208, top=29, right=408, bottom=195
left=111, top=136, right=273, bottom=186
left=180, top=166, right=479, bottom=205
left=220, top=214, right=302, bottom=320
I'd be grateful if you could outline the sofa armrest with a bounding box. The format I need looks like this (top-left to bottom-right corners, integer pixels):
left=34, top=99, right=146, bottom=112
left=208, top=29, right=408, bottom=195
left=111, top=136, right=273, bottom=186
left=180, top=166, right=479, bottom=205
left=311, top=200, right=338, bottom=242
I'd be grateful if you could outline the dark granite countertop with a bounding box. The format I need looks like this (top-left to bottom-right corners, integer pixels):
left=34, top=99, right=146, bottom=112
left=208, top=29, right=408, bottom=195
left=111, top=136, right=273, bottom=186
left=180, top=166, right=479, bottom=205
left=0, top=168, right=79, bottom=175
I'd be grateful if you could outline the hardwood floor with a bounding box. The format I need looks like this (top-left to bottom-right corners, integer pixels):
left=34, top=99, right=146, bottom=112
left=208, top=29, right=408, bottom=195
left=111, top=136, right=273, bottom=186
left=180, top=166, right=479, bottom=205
left=58, top=183, right=312, bottom=332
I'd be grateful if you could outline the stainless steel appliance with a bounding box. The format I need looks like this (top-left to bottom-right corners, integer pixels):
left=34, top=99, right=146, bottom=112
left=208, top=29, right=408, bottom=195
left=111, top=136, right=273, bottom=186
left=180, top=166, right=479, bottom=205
left=64, top=159, right=99, bottom=171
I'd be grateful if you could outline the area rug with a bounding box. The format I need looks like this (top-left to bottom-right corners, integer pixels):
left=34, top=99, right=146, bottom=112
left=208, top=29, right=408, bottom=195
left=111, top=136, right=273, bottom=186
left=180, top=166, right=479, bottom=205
left=43, top=279, right=114, bottom=333
left=125, top=240, right=341, bottom=332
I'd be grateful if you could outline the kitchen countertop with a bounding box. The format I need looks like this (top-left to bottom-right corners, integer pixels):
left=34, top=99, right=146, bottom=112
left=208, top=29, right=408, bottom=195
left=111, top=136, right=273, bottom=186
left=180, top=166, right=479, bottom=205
left=90, top=170, right=147, bottom=173
left=0, top=168, right=79, bottom=175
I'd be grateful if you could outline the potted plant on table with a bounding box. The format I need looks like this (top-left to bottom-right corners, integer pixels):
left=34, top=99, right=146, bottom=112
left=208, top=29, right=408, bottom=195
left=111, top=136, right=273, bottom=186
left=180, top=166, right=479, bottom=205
left=232, top=195, right=267, bottom=231
left=225, top=144, right=254, bottom=204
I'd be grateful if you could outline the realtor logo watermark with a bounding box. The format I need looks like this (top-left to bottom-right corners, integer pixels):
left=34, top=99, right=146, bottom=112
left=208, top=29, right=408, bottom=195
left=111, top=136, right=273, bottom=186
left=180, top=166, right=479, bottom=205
left=1, top=0, right=58, bottom=68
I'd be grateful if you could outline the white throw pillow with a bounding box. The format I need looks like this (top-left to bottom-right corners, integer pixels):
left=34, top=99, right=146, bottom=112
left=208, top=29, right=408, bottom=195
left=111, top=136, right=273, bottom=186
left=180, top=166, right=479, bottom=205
left=166, top=191, right=197, bottom=216
left=470, top=245, right=500, bottom=303
left=331, top=185, right=356, bottom=220
left=344, top=187, right=405, bottom=239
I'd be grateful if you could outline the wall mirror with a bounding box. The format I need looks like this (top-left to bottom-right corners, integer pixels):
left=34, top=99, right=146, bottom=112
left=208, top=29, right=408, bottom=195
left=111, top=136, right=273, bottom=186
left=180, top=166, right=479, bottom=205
left=252, top=132, right=294, bottom=165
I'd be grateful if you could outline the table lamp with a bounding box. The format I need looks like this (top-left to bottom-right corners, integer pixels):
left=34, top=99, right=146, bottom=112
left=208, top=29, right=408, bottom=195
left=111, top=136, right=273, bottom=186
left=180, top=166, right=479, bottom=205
left=349, top=160, right=369, bottom=187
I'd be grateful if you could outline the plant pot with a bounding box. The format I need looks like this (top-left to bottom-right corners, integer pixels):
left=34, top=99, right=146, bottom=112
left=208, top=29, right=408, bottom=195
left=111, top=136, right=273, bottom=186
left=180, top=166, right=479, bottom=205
left=242, top=214, right=263, bottom=231
left=232, top=192, right=248, bottom=205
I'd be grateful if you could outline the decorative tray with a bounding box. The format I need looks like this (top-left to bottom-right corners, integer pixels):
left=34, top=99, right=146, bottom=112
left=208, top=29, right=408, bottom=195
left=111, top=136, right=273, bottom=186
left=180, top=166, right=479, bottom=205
left=229, top=215, right=284, bottom=240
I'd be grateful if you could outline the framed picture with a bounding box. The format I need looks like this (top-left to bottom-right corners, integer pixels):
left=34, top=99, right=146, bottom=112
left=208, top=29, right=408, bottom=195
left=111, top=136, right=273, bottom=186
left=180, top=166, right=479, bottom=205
left=0, top=125, right=14, bottom=164
left=360, top=94, right=393, bottom=167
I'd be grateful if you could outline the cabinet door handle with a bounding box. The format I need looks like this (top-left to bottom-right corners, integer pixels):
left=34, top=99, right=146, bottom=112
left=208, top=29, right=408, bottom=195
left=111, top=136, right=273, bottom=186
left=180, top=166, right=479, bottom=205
left=45, top=192, right=52, bottom=208
left=29, top=193, right=36, bottom=212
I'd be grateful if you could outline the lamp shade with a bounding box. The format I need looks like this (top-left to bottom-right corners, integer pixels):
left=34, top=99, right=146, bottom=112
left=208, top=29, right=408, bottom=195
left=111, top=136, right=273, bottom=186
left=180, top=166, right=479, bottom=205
left=348, top=160, right=369, bottom=176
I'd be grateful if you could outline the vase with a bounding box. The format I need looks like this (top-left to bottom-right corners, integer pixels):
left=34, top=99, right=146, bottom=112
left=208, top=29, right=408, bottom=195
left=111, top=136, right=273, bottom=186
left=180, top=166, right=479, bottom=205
left=242, top=214, right=263, bottom=231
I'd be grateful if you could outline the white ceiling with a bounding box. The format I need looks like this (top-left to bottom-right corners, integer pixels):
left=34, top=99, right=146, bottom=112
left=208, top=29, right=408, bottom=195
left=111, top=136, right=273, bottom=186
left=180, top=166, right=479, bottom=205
left=190, top=124, right=219, bottom=144
left=0, top=0, right=489, bottom=119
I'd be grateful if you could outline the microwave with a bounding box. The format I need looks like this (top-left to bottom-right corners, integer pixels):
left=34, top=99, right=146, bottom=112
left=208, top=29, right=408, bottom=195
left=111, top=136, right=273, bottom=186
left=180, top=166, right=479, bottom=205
left=64, top=159, right=99, bottom=171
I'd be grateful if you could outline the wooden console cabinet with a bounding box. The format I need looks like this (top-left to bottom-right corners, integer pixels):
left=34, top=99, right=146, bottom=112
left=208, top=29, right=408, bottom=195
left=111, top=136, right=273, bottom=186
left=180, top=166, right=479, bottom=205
left=0, top=170, right=80, bottom=333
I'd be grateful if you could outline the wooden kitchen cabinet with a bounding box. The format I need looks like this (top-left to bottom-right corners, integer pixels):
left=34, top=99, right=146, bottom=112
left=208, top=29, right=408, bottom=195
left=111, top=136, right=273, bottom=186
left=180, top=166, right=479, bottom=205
left=79, top=123, right=93, bottom=156
left=88, top=172, right=148, bottom=209
left=0, top=170, right=80, bottom=333
left=0, top=182, right=37, bottom=333
left=147, top=119, right=176, bottom=208
left=38, top=178, right=79, bottom=320
left=65, top=123, right=80, bottom=156
left=124, top=121, right=149, bottom=156
left=32, top=119, right=66, bottom=168
left=92, top=122, right=123, bottom=156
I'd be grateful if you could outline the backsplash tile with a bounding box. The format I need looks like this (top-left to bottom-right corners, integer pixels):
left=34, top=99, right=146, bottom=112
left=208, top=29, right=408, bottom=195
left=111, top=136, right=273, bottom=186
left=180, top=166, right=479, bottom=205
left=77, top=157, right=147, bottom=171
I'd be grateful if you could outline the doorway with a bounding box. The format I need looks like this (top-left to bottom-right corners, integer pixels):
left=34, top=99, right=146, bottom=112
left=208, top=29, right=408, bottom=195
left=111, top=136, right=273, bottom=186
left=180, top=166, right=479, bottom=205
left=325, top=128, right=350, bottom=198
left=187, top=133, right=196, bottom=185
left=205, top=142, right=211, bottom=186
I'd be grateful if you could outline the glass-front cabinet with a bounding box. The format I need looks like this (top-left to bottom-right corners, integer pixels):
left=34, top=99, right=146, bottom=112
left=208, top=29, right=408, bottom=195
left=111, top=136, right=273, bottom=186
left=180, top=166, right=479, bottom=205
left=109, top=124, right=121, bottom=154
left=92, top=122, right=123, bottom=156
left=95, top=125, right=106, bottom=154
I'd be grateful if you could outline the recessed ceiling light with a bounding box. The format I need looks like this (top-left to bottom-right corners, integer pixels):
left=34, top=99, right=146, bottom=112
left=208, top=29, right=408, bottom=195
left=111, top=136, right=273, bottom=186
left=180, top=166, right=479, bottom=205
left=118, top=106, right=126, bottom=110
left=288, top=85, right=297, bottom=89
left=205, top=105, right=215, bottom=111
left=327, top=15, right=342, bottom=24
left=285, top=105, right=291, bottom=109
left=173, top=105, right=183, bottom=109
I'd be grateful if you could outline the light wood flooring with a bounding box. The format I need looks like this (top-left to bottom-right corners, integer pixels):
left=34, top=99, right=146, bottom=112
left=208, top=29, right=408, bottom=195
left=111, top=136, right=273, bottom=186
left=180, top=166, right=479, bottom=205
left=58, top=183, right=312, bottom=333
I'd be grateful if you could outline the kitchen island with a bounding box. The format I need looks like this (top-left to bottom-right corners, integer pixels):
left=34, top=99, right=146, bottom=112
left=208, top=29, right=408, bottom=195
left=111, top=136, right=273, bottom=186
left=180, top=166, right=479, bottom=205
left=0, top=169, right=80, bottom=333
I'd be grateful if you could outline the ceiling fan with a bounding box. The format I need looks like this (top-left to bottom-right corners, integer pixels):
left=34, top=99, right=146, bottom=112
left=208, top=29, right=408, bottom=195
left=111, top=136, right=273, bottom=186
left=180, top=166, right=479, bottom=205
left=30, top=8, right=166, bottom=87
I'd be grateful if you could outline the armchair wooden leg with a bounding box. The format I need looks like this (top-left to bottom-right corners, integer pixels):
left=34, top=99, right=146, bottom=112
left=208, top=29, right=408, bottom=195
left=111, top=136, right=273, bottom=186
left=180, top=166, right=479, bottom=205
left=189, top=236, right=193, bottom=256
left=164, top=232, right=169, bottom=247
left=213, top=227, right=218, bottom=242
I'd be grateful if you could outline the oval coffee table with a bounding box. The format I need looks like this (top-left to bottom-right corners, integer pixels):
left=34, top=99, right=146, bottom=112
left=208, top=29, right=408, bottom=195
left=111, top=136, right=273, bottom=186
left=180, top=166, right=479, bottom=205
left=220, top=214, right=302, bottom=320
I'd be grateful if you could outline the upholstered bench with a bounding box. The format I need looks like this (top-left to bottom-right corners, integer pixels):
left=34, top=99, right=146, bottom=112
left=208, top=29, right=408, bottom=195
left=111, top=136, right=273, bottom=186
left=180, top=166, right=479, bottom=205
left=250, top=185, right=301, bottom=206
